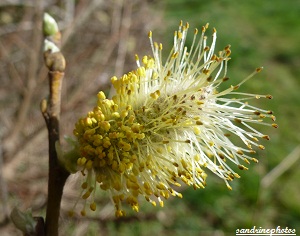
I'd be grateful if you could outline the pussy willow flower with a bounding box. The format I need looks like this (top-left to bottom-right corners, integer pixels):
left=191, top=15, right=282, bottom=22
left=72, top=21, right=277, bottom=217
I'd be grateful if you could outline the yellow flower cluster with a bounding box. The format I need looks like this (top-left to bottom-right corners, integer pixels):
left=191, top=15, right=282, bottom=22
left=72, top=21, right=277, bottom=217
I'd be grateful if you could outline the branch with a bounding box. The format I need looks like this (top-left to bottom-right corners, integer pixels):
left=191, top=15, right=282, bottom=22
left=42, top=13, right=70, bottom=236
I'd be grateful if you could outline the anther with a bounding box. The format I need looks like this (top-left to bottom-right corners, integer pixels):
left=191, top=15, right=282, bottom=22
left=206, top=76, right=213, bottom=81
left=256, top=67, right=263, bottom=73
left=185, top=139, right=191, bottom=144
left=234, top=118, right=242, bottom=123
left=237, top=150, right=244, bottom=155
left=81, top=209, right=86, bottom=216
left=271, top=115, right=276, bottom=121
left=244, top=158, right=250, bottom=164
left=81, top=182, right=88, bottom=189
left=262, top=135, right=270, bottom=140
left=196, top=121, right=203, bottom=125
left=238, top=165, right=248, bottom=170
left=90, top=202, right=97, bottom=211
left=225, top=49, right=231, bottom=56
left=266, top=95, right=273, bottom=99
left=231, top=85, right=240, bottom=90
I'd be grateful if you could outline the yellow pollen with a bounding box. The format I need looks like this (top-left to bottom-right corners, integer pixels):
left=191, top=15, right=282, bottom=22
left=86, top=160, right=93, bottom=169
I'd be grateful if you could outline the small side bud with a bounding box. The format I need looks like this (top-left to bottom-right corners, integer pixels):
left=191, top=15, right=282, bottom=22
left=40, top=98, right=48, bottom=114
left=10, top=208, right=37, bottom=235
left=56, top=139, right=80, bottom=173
left=43, top=13, right=59, bottom=37
left=44, top=49, right=66, bottom=72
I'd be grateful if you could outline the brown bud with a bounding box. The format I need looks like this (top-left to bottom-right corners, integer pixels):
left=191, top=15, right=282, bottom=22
left=44, top=51, right=66, bottom=72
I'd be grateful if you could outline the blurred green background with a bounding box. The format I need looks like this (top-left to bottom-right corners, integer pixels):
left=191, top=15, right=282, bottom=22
left=0, top=0, right=299, bottom=235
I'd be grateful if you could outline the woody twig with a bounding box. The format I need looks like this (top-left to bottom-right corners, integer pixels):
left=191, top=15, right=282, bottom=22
left=42, top=13, right=70, bottom=236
